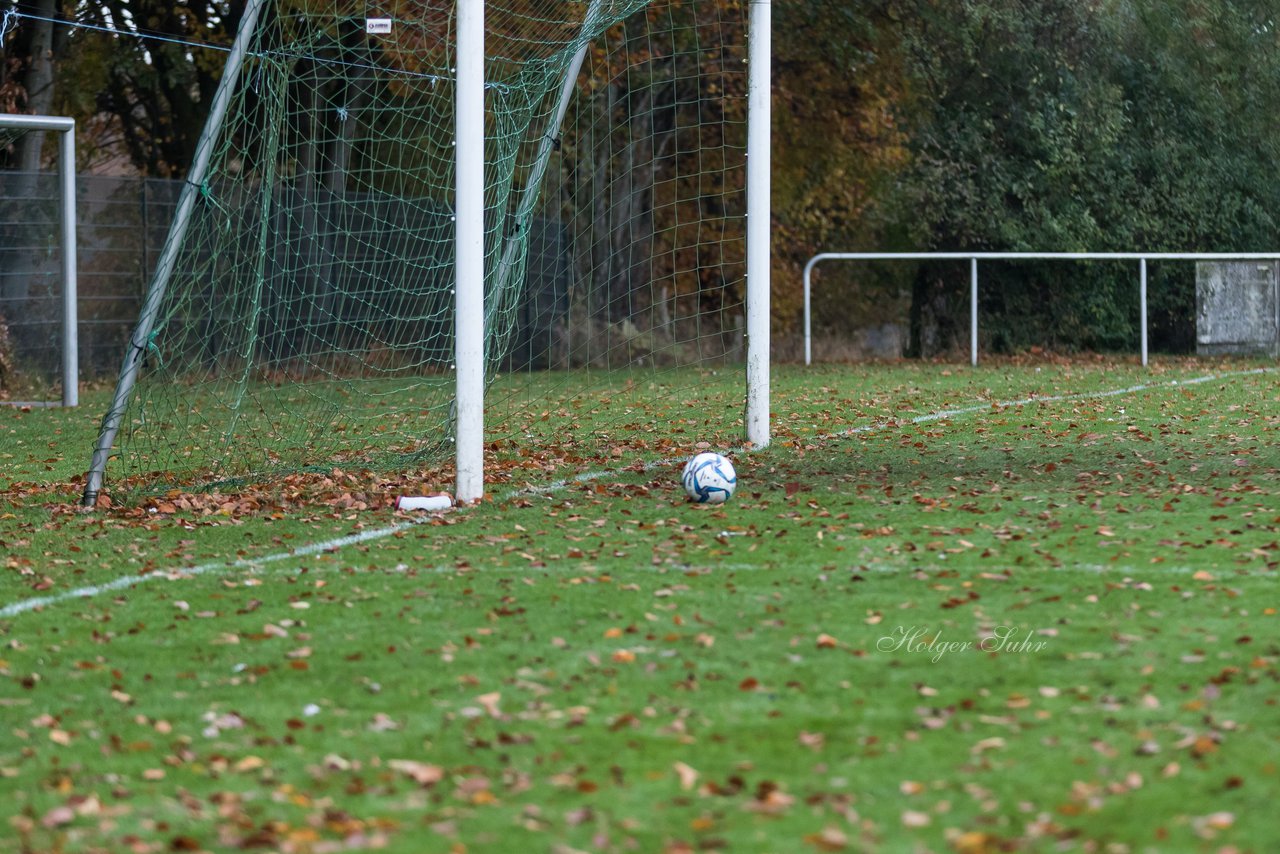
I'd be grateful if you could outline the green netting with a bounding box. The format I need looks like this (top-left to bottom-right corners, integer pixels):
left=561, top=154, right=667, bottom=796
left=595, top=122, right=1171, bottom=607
left=93, top=0, right=748, bottom=496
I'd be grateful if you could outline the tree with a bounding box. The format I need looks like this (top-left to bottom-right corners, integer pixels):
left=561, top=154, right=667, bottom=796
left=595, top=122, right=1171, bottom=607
left=1, top=0, right=69, bottom=326
left=770, top=0, right=910, bottom=348
left=1, top=0, right=67, bottom=170
left=79, top=0, right=244, bottom=177
left=880, top=0, right=1280, bottom=356
left=884, top=0, right=1133, bottom=354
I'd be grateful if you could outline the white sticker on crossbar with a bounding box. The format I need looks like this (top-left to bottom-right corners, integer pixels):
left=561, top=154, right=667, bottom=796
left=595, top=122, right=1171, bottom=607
left=365, top=18, right=392, bottom=34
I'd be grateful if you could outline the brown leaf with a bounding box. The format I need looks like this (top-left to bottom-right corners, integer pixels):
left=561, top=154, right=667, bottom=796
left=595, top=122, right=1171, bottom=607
left=951, top=831, right=995, bottom=854
left=1190, top=735, right=1218, bottom=758
left=389, top=759, right=445, bottom=787
left=40, top=806, right=75, bottom=828
left=673, top=761, right=698, bottom=791
left=744, top=788, right=794, bottom=814
left=477, top=692, right=502, bottom=717
left=233, top=755, right=265, bottom=772
left=798, top=731, right=825, bottom=752
left=804, top=826, right=848, bottom=851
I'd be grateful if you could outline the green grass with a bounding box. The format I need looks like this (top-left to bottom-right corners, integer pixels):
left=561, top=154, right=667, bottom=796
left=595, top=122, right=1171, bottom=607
left=2, top=358, right=1278, bottom=853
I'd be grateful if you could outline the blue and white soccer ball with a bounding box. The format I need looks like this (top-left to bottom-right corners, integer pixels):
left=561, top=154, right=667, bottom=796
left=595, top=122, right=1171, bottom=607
left=682, top=452, right=737, bottom=504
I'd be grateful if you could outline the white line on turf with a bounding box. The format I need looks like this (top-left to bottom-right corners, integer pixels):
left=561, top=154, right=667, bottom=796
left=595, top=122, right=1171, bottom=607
left=514, top=366, right=1277, bottom=494
left=831, top=366, right=1273, bottom=437
left=0, top=519, right=430, bottom=619
left=3, top=365, right=1274, bottom=619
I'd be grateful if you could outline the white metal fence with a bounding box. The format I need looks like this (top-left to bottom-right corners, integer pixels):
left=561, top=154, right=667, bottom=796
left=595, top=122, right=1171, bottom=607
left=803, top=252, right=1280, bottom=366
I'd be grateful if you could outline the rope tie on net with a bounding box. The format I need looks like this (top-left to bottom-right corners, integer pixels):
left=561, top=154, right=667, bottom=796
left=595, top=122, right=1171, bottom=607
left=0, top=9, right=17, bottom=42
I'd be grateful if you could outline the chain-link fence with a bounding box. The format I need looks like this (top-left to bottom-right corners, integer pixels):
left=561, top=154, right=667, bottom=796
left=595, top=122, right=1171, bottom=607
left=1, top=171, right=573, bottom=401
left=0, top=171, right=177, bottom=400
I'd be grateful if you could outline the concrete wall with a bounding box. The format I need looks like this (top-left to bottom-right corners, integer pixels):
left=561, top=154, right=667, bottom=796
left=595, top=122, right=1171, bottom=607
left=1195, top=261, right=1279, bottom=357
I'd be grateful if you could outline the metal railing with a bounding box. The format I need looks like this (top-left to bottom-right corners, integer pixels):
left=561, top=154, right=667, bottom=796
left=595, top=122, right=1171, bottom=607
left=803, top=252, right=1280, bottom=367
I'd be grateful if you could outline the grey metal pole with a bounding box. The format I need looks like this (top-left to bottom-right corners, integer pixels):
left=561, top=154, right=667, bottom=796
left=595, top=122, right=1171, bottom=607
left=0, top=115, right=76, bottom=406
left=1139, top=258, right=1148, bottom=367
left=970, top=257, right=978, bottom=366
left=82, top=0, right=267, bottom=507
left=803, top=256, right=815, bottom=365
left=59, top=122, right=77, bottom=406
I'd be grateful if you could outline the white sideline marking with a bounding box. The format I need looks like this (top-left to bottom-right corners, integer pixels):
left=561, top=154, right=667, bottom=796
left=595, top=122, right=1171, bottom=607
left=830, top=366, right=1274, bottom=438
left=514, top=366, right=1276, bottom=495
left=0, top=519, right=431, bottom=619
left=3, top=366, right=1274, bottom=619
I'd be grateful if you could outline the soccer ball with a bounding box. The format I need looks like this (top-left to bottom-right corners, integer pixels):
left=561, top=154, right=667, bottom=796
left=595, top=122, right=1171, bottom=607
left=682, top=452, right=737, bottom=504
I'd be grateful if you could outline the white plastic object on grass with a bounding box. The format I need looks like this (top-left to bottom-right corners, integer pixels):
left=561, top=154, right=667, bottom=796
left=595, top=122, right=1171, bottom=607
left=395, top=495, right=453, bottom=511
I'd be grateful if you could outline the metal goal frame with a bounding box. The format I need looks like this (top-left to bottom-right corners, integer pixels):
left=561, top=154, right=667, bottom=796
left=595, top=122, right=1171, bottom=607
left=0, top=113, right=78, bottom=406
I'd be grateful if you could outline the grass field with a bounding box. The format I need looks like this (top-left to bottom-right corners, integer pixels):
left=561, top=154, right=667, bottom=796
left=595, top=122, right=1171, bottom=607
left=2, top=358, right=1279, bottom=853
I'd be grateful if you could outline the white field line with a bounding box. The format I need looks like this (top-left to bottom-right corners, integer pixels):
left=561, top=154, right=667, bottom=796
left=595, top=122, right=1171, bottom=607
left=0, top=520, right=428, bottom=619
left=2, top=366, right=1274, bottom=619
left=830, top=366, right=1274, bottom=437
left=517, top=366, right=1276, bottom=492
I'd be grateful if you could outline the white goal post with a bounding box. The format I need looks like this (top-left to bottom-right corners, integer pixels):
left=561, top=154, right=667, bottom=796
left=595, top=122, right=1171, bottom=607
left=0, top=113, right=78, bottom=407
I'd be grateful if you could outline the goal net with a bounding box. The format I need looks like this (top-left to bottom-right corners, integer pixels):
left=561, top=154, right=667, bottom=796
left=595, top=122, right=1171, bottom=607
left=84, top=0, right=756, bottom=504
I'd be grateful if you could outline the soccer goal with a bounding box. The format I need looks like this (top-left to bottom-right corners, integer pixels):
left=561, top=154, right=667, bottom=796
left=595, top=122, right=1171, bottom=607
left=0, top=114, right=78, bottom=408
left=82, top=0, right=771, bottom=506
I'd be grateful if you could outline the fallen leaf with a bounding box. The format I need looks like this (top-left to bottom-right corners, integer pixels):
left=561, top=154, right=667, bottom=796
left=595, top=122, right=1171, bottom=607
left=745, top=788, right=794, bottom=814
left=901, top=810, right=931, bottom=827
left=389, top=759, right=445, bottom=786
left=234, top=755, right=265, bottom=772
left=804, top=826, right=848, bottom=851
left=1190, top=735, right=1218, bottom=757
left=798, top=731, right=825, bottom=752
left=971, top=737, right=1006, bottom=754
left=40, top=806, right=75, bottom=828
left=477, top=692, right=502, bottom=717
left=673, top=761, right=698, bottom=791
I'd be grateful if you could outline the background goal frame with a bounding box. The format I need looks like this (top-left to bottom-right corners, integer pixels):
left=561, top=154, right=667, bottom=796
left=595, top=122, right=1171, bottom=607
left=0, top=113, right=77, bottom=407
